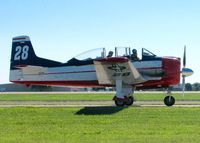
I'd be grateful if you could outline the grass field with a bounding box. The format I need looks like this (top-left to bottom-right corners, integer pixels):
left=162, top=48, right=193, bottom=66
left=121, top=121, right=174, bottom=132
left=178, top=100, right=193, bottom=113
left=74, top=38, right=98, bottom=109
left=0, top=107, right=200, bottom=143
left=0, top=92, right=200, bottom=143
left=0, top=92, right=200, bottom=101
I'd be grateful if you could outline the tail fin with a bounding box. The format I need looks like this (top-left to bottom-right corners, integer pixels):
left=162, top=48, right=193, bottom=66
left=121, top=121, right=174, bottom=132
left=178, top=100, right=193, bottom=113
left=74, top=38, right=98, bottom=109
left=10, top=35, right=62, bottom=83
left=10, top=36, right=37, bottom=70
left=10, top=36, right=62, bottom=70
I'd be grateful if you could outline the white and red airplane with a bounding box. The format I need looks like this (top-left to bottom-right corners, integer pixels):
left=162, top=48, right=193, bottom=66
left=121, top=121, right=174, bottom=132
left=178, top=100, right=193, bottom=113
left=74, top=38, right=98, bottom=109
left=9, top=36, right=193, bottom=106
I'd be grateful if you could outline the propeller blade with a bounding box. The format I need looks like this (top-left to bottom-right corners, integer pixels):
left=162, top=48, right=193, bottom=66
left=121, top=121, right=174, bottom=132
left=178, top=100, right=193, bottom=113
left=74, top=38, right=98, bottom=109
left=183, top=45, right=186, bottom=67
left=181, top=45, right=193, bottom=96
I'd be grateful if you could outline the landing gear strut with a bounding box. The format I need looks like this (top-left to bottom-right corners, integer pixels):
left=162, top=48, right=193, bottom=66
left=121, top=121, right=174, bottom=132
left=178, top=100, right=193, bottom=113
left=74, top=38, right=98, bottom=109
left=113, top=79, right=135, bottom=107
left=164, top=88, right=175, bottom=106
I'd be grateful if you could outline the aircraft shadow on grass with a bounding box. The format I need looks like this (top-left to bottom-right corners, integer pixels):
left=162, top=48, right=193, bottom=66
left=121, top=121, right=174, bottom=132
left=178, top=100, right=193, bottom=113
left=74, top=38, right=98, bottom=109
left=75, top=106, right=126, bottom=115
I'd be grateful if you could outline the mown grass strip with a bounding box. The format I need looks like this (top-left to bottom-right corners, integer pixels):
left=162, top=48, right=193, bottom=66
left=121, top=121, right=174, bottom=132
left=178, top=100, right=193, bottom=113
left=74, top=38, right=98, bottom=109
left=0, top=92, right=200, bottom=101
left=0, top=107, right=200, bottom=143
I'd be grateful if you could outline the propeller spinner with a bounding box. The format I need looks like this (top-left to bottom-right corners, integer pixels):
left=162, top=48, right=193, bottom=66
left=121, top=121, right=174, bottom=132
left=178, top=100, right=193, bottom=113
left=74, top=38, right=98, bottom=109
left=181, top=45, right=193, bottom=95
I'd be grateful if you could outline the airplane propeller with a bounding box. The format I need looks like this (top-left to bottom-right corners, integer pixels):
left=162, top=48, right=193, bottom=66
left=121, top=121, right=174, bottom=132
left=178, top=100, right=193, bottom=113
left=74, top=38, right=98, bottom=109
left=181, top=45, right=193, bottom=96
left=183, top=45, right=186, bottom=68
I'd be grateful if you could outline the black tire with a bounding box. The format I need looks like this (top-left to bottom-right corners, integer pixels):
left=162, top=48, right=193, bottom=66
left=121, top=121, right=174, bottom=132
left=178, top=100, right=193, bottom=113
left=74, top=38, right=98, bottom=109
left=164, top=96, right=175, bottom=106
left=125, top=96, right=134, bottom=106
left=115, top=100, right=125, bottom=107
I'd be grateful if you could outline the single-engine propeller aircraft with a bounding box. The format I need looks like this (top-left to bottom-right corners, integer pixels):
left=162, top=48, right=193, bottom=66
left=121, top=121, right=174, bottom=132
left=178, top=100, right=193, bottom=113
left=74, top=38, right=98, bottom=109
left=10, top=36, right=193, bottom=106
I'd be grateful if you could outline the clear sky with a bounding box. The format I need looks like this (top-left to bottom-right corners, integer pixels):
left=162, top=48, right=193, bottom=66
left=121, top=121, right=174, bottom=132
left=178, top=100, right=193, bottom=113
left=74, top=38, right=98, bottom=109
left=0, top=0, right=199, bottom=84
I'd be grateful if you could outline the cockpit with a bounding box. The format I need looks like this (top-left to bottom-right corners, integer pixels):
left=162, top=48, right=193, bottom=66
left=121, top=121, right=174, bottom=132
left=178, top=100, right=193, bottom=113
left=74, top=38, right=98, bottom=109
left=65, top=47, right=158, bottom=66
left=74, top=47, right=157, bottom=60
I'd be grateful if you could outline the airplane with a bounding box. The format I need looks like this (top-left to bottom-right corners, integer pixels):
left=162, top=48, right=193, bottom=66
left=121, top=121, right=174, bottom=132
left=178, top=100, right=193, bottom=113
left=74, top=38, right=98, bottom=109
left=9, top=36, right=193, bottom=106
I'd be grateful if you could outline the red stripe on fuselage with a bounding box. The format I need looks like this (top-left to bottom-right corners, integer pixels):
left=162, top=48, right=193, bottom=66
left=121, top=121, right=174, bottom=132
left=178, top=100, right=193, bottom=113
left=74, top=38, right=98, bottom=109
left=13, top=38, right=26, bottom=40
left=11, top=80, right=103, bottom=87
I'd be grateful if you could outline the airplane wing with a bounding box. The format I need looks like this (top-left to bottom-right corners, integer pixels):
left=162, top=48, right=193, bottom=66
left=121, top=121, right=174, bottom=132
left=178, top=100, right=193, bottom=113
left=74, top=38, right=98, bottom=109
left=94, top=57, right=145, bottom=85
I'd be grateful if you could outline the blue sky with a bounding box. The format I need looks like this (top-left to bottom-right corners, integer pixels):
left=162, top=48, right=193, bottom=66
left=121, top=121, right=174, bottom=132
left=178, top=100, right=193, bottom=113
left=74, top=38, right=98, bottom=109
left=0, top=0, right=199, bottom=83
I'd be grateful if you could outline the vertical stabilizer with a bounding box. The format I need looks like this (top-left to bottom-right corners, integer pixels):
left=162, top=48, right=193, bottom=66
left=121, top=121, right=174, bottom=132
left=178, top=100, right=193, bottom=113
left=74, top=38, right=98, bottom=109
left=9, top=35, right=62, bottom=83
left=10, top=36, right=37, bottom=70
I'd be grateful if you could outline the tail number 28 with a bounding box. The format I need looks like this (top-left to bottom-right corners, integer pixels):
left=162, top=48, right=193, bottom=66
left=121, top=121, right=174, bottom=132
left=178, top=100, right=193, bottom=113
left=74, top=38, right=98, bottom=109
left=14, top=45, right=29, bottom=60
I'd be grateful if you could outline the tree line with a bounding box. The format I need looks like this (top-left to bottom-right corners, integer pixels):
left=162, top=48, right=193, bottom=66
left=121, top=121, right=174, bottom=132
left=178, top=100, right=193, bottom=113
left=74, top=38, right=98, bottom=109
left=185, top=83, right=200, bottom=91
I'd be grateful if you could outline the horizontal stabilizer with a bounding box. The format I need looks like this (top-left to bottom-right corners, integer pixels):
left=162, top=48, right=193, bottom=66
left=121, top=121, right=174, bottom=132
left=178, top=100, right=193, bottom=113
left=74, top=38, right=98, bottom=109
left=16, top=65, right=47, bottom=75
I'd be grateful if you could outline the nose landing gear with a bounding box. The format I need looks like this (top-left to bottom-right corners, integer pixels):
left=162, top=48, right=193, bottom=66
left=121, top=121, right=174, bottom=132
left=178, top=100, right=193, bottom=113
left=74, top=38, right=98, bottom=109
left=164, top=96, right=175, bottom=106
left=163, top=88, right=175, bottom=106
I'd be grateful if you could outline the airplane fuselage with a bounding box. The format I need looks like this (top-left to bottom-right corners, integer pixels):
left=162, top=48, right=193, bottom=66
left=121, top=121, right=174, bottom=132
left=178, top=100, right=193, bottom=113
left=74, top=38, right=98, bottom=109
left=10, top=57, right=180, bottom=89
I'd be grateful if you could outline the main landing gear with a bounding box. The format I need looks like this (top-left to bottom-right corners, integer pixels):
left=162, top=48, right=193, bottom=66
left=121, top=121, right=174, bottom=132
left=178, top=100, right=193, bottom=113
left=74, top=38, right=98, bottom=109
left=163, top=88, right=175, bottom=106
left=113, top=79, right=135, bottom=107
left=114, top=95, right=135, bottom=107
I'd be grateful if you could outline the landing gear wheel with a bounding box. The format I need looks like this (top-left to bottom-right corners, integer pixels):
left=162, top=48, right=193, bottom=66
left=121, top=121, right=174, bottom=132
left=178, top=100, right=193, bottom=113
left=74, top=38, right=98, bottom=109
left=115, top=100, right=125, bottom=107
left=125, top=96, right=134, bottom=106
left=164, top=96, right=175, bottom=106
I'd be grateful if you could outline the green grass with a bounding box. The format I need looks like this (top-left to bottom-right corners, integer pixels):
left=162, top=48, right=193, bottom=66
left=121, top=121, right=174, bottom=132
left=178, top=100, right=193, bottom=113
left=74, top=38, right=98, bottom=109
left=0, top=107, right=200, bottom=143
left=0, top=92, right=200, bottom=101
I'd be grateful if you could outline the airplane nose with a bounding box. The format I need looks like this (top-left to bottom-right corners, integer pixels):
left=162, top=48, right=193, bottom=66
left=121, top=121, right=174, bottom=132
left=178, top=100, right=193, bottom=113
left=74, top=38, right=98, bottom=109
left=162, top=57, right=181, bottom=85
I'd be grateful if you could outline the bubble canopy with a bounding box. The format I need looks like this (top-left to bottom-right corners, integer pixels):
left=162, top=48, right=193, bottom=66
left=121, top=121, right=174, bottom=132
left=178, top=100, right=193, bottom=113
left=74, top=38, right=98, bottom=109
left=74, top=48, right=106, bottom=61
left=72, top=47, right=157, bottom=61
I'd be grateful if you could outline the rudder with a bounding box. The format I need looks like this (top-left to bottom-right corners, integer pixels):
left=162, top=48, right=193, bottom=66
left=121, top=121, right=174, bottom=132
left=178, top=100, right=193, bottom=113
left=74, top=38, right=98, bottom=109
left=10, top=36, right=37, bottom=70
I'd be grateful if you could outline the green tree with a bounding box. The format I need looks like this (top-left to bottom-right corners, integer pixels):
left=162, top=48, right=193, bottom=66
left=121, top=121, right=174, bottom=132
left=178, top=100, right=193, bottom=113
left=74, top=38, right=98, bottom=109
left=185, top=83, right=192, bottom=91
left=192, top=83, right=200, bottom=91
